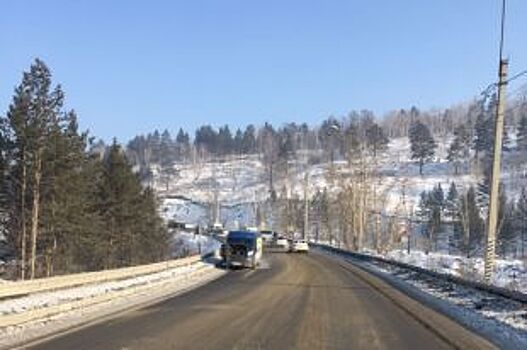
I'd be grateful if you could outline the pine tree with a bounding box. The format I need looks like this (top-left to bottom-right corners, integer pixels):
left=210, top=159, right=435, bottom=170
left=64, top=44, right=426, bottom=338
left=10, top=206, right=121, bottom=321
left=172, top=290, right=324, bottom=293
left=159, top=130, right=177, bottom=191
left=0, top=119, right=11, bottom=247
left=40, top=111, right=88, bottom=275
left=365, top=122, right=388, bottom=157
left=242, top=125, right=256, bottom=154
left=217, top=125, right=233, bottom=155
left=98, top=140, right=143, bottom=268
left=514, top=188, right=527, bottom=258
left=445, top=182, right=460, bottom=252
left=417, top=190, right=432, bottom=251
left=496, top=187, right=515, bottom=257
left=194, top=125, right=217, bottom=155
left=457, top=186, right=484, bottom=258
left=159, top=129, right=175, bottom=163
left=317, top=189, right=331, bottom=243
left=473, top=111, right=490, bottom=160
left=134, top=187, right=169, bottom=263
left=517, top=114, right=527, bottom=155
left=233, top=128, right=243, bottom=154
left=343, top=122, right=360, bottom=158
left=149, top=130, right=162, bottom=163
left=278, top=127, right=295, bottom=161
left=319, top=118, right=341, bottom=163
left=426, top=184, right=444, bottom=252
left=408, top=120, right=436, bottom=175
left=1, top=59, right=169, bottom=277
left=4, top=59, right=66, bottom=279
left=447, top=124, right=470, bottom=174
left=445, top=182, right=459, bottom=221
left=175, top=128, right=190, bottom=161
left=4, top=77, right=31, bottom=279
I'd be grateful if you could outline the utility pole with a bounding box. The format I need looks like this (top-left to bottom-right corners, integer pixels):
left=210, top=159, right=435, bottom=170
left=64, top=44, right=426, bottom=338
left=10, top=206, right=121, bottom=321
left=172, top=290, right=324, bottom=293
left=408, top=211, right=412, bottom=255
left=401, top=181, right=410, bottom=254
left=484, top=0, right=508, bottom=284
left=301, top=131, right=309, bottom=241
left=213, top=188, right=220, bottom=226
left=303, top=172, right=309, bottom=240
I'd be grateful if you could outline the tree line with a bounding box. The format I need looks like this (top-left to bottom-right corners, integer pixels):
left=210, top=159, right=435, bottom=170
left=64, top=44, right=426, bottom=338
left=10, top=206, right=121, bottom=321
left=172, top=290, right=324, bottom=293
left=116, top=71, right=527, bottom=263
left=417, top=182, right=527, bottom=259
left=0, top=59, right=168, bottom=280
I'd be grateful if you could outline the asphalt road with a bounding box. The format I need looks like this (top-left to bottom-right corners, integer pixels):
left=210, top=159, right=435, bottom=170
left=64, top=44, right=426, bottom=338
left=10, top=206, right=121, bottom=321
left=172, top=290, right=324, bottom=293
left=28, top=251, right=495, bottom=350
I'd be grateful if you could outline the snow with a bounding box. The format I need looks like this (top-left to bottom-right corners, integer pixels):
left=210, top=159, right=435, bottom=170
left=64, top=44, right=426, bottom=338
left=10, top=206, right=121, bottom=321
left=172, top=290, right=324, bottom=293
left=368, top=249, right=527, bottom=294
left=155, top=135, right=527, bottom=294
left=171, top=231, right=221, bottom=257
left=162, top=197, right=210, bottom=225
left=319, top=245, right=527, bottom=349
left=0, top=260, right=225, bottom=349
left=0, top=260, right=206, bottom=317
left=155, top=138, right=485, bottom=226
left=382, top=265, right=527, bottom=340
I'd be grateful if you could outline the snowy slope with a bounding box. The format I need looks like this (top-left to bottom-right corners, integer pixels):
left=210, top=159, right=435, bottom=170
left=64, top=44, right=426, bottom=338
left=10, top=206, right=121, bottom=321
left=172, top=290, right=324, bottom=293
left=154, top=138, right=468, bottom=222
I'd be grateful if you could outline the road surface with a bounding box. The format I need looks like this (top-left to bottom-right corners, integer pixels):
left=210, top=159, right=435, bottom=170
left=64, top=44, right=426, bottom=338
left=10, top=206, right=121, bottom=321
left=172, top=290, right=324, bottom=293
left=28, top=251, right=495, bottom=350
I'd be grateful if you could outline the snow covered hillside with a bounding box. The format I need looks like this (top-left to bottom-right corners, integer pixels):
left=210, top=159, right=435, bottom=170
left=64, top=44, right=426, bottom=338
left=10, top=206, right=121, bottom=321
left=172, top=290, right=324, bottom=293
left=156, top=136, right=526, bottom=227
left=154, top=134, right=527, bottom=293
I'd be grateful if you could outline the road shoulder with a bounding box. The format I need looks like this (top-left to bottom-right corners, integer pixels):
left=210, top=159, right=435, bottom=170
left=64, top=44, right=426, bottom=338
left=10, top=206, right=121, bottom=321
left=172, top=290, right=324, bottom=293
left=316, top=249, right=499, bottom=350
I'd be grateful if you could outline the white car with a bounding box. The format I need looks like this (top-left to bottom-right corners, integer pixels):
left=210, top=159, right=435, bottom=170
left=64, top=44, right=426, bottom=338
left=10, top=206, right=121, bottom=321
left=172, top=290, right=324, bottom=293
left=275, top=237, right=290, bottom=250
left=291, top=240, right=309, bottom=253
left=260, top=230, right=275, bottom=244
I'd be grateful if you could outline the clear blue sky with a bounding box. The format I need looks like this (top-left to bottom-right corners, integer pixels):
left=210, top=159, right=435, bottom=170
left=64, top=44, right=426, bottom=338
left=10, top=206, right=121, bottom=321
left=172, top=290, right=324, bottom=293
left=1, top=1, right=526, bottom=142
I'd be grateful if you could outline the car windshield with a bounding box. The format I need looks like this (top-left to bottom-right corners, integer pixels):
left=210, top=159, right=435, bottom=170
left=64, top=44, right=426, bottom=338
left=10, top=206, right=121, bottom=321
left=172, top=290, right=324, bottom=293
left=227, top=237, right=255, bottom=248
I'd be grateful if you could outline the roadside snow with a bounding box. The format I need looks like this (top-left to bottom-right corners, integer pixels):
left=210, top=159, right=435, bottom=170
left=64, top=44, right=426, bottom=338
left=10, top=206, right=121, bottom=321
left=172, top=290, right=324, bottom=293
left=0, top=261, right=225, bottom=349
left=319, top=246, right=527, bottom=349
left=361, top=249, right=527, bottom=294
left=171, top=231, right=221, bottom=257
left=0, top=261, right=203, bottom=316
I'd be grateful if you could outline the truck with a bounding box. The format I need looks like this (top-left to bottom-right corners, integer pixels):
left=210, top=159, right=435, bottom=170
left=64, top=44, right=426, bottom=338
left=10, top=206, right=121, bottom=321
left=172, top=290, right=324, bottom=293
left=221, top=230, right=263, bottom=269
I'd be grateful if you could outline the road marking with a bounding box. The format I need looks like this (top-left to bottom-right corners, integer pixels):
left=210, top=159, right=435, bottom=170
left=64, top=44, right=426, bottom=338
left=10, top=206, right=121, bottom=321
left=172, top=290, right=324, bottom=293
left=243, top=270, right=256, bottom=279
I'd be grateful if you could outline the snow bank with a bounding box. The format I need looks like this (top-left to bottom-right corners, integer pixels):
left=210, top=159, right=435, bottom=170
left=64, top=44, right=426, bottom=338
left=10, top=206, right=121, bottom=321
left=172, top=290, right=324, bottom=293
left=318, top=245, right=527, bottom=348
left=171, top=231, right=221, bottom=257
left=0, top=260, right=225, bottom=349
left=371, top=249, right=527, bottom=294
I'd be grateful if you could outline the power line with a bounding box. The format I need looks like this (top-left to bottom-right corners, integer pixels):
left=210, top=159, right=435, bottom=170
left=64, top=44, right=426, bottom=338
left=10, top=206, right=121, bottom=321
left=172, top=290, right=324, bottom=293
left=480, top=69, right=527, bottom=99
left=508, top=70, right=527, bottom=84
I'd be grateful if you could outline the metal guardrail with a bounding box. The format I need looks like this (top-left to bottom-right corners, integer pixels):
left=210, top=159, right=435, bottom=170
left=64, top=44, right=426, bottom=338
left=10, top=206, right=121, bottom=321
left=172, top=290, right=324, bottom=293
left=0, top=256, right=210, bottom=329
left=0, top=255, right=201, bottom=300
left=313, top=243, right=527, bottom=304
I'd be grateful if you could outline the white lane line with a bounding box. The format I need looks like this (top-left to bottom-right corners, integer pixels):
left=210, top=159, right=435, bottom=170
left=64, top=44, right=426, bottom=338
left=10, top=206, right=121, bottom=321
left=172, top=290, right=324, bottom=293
left=242, top=270, right=256, bottom=279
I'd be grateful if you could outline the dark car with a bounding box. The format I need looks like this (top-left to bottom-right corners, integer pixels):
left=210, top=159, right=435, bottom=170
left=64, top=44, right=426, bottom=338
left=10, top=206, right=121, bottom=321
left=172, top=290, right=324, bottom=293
left=221, top=231, right=263, bottom=269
